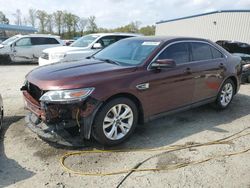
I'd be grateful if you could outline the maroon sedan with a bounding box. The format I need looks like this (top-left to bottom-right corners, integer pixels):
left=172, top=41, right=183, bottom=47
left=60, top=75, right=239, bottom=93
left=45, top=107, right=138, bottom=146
left=21, top=36, right=242, bottom=146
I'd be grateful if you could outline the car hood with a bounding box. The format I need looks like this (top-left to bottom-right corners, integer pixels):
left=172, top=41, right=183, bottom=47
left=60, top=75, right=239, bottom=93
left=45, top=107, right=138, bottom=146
left=43, top=46, right=89, bottom=54
left=26, top=59, right=137, bottom=90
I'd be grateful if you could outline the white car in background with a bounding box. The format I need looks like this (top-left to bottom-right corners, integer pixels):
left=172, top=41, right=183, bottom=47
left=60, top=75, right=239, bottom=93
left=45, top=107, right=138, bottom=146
left=39, top=33, right=140, bottom=66
left=0, top=34, right=63, bottom=63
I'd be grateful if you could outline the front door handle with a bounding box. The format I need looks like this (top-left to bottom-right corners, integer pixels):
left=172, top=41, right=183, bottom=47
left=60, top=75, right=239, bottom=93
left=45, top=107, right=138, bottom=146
left=185, top=67, right=192, bottom=74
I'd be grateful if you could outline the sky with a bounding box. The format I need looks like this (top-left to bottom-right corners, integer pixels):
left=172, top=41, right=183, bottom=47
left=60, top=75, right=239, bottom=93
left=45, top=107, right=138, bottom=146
left=0, top=0, right=250, bottom=28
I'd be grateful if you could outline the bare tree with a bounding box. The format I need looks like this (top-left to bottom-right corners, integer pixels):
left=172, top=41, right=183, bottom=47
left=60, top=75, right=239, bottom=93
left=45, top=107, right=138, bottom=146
left=46, top=14, right=54, bottom=33
left=0, top=11, right=9, bottom=36
left=63, top=12, right=78, bottom=38
left=22, top=17, right=28, bottom=25
left=78, top=18, right=87, bottom=36
left=86, top=16, right=98, bottom=33
left=13, top=9, right=22, bottom=25
left=28, top=9, right=37, bottom=27
left=129, top=21, right=141, bottom=33
left=53, top=10, right=64, bottom=35
left=36, top=10, right=48, bottom=33
left=72, top=15, right=80, bottom=36
left=0, top=11, right=9, bottom=24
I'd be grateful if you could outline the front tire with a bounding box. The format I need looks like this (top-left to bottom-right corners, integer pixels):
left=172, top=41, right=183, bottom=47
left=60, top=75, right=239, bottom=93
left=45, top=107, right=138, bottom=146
left=92, top=97, right=138, bottom=146
left=215, top=79, right=235, bottom=109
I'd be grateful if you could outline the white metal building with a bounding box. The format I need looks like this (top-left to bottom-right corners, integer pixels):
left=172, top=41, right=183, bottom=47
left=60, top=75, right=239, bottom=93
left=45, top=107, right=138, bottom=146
left=156, top=10, right=250, bottom=43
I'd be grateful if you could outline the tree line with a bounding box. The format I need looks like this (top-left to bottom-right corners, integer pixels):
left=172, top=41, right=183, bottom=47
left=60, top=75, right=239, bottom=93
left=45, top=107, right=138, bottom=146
left=0, top=9, right=155, bottom=39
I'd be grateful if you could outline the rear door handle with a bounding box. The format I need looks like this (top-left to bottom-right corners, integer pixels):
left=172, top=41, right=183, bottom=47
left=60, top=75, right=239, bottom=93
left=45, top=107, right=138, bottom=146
left=185, top=67, right=192, bottom=74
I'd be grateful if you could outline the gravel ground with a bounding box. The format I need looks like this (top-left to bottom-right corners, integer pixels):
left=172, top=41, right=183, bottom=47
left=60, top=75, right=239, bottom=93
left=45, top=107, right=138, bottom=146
left=0, top=65, right=250, bottom=188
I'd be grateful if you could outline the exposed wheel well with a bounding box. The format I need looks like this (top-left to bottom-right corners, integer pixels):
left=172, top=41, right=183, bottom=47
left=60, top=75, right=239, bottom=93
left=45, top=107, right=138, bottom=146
left=103, top=93, right=144, bottom=124
left=227, top=76, right=238, bottom=94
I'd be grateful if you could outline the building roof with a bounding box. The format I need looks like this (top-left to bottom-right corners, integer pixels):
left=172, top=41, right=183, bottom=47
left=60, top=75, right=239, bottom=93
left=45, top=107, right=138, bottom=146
left=156, top=10, right=250, bottom=24
left=0, top=24, right=37, bottom=32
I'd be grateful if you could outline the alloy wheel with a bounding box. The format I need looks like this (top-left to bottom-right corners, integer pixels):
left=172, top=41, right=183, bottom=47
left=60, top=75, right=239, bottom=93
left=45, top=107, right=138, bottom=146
left=103, top=104, right=134, bottom=140
left=220, top=83, right=233, bottom=107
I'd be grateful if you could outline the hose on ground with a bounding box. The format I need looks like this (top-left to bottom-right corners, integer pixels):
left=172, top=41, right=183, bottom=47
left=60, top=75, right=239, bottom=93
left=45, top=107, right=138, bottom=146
left=60, top=127, right=250, bottom=176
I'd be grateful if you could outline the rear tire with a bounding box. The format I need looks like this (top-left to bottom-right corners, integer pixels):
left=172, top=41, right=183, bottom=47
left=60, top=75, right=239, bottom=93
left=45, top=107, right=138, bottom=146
left=215, top=79, right=235, bottom=109
left=0, top=109, right=3, bottom=130
left=92, top=97, right=138, bottom=146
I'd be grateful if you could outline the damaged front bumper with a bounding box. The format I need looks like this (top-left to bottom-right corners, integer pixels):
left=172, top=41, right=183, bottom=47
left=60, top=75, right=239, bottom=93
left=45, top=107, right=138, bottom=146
left=26, top=113, right=84, bottom=146
left=22, top=90, right=102, bottom=146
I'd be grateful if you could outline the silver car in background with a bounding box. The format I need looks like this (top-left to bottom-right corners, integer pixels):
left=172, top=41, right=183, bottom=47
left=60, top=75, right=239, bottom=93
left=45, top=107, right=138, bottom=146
left=39, top=33, right=141, bottom=66
left=0, top=34, right=64, bottom=64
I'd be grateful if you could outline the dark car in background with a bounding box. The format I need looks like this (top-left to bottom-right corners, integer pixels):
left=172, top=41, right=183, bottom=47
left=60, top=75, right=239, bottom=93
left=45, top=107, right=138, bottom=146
left=0, top=94, right=3, bottom=130
left=22, top=36, right=242, bottom=146
left=216, top=40, right=250, bottom=83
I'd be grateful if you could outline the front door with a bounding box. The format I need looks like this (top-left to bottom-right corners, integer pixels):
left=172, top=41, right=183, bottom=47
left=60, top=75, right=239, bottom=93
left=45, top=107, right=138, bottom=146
left=143, top=42, right=195, bottom=116
left=12, top=37, right=33, bottom=62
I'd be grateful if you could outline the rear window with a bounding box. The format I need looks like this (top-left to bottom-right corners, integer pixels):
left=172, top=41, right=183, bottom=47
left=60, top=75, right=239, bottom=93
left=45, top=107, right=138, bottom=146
left=210, top=47, right=224, bottom=59
left=31, top=37, right=59, bottom=45
left=191, top=42, right=213, bottom=61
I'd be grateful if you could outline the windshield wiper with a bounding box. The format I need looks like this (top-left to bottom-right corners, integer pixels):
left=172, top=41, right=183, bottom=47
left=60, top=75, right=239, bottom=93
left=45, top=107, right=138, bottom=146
left=95, top=58, right=120, bottom=65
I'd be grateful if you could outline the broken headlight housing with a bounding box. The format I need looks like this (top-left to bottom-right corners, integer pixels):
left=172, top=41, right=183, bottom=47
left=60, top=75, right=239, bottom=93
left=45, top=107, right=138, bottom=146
left=39, top=88, right=95, bottom=103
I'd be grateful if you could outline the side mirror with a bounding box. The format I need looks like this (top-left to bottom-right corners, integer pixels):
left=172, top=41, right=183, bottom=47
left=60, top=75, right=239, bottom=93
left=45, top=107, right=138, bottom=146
left=151, top=59, right=176, bottom=69
left=92, top=43, right=103, bottom=49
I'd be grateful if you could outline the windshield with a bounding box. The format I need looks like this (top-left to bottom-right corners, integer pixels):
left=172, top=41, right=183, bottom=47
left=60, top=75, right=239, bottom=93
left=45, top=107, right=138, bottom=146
left=70, top=34, right=99, bottom=47
left=2, top=35, right=19, bottom=45
left=94, top=39, right=161, bottom=66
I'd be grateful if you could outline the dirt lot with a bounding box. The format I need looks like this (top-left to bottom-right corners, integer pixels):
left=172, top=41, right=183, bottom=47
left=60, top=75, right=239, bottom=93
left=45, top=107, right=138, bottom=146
left=0, top=65, right=250, bottom=188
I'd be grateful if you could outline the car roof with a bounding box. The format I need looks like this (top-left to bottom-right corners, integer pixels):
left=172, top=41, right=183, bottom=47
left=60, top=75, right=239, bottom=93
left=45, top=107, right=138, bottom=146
left=124, top=36, right=211, bottom=43
left=88, top=33, right=142, bottom=37
left=17, top=34, right=60, bottom=38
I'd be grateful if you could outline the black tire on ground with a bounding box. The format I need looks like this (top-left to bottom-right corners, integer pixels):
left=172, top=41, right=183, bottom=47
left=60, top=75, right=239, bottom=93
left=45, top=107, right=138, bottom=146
left=92, top=97, right=138, bottom=146
left=0, top=110, right=3, bottom=130
left=0, top=54, right=11, bottom=64
left=215, top=79, right=235, bottom=110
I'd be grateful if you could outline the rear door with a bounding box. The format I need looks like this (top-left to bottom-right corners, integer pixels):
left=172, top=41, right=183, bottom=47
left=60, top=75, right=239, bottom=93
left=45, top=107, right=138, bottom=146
left=190, top=42, right=226, bottom=102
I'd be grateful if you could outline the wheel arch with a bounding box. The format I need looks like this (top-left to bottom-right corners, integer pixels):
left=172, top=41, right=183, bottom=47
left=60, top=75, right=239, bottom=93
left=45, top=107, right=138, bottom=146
left=226, top=76, right=238, bottom=94
left=102, top=93, right=145, bottom=124
left=219, top=75, right=239, bottom=95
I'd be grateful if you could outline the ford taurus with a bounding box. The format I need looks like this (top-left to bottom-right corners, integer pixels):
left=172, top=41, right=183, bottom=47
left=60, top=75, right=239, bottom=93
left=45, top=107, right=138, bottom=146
left=21, top=36, right=242, bottom=146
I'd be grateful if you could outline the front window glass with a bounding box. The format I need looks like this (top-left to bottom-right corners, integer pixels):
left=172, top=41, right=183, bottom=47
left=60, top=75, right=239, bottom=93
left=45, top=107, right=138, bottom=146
left=70, top=35, right=99, bottom=47
left=15, top=38, right=32, bottom=46
left=2, top=36, right=19, bottom=45
left=94, top=40, right=161, bottom=66
left=158, top=43, right=189, bottom=64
